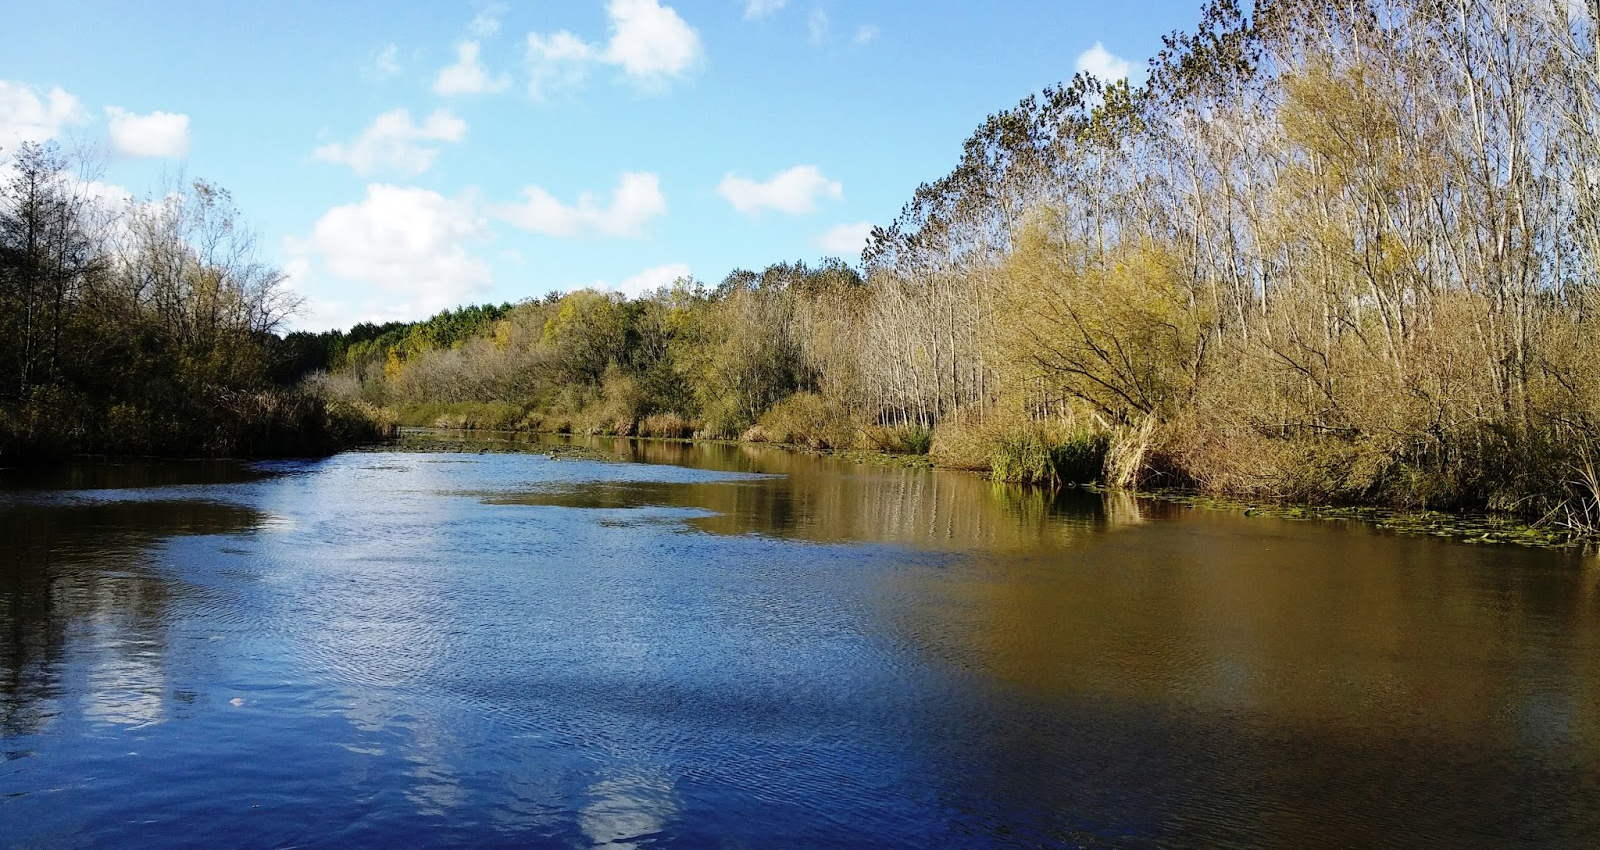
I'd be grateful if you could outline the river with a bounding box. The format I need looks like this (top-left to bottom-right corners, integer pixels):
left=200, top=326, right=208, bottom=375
left=2, top=434, right=1597, bottom=848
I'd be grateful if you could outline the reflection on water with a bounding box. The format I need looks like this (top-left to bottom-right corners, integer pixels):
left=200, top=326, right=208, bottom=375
left=0, top=498, right=265, bottom=738
left=475, top=432, right=1148, bottom=548
left=579, top=770, right=676, bottom=850
left=0, top=457, right=277, bottom=492
left=1, top=439, right=1598, bottom=849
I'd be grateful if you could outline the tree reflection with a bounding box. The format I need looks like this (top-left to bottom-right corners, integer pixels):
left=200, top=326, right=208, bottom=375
left=0, top=498, right=264, bottom=736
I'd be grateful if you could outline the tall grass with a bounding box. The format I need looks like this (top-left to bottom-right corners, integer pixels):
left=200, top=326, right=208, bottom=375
left=637, top=412, right=697, bottom=438
left=988, top=427, right=1109, bottom=485
left=751, top=393, right=856, bottom=450
left=931, top=407, right=1110, bottom=485
left=858, top=424, right=933, bottom=455
left=397, top=401, right=525, bottom=430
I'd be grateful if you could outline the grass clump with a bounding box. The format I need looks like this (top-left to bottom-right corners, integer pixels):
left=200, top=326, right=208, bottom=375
left=750, top=392, right=856, bottom=450
left=857, top=424, right=933, bottom=455
left=988, top=426, right=1109, bottom=485
left=637, top=412, right=697, bottom=438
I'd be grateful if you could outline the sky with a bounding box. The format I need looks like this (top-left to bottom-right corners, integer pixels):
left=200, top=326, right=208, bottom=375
left=1, top=0, right=1201, bottom=332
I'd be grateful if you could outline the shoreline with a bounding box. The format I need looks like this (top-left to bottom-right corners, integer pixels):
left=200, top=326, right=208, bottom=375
left=381, top=427, right=1589, bottom=551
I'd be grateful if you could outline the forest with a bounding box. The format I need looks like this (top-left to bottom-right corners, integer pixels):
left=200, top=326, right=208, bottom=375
left=9, top=0, right=1600, bottom=533
left=0, top=144, right=382, bottom=461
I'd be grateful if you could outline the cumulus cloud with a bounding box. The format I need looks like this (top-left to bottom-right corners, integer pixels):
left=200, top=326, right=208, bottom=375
left=105, top=107, right=190, bottom=158
left=718, top=165, right=842, bottom=215
left=289, top=184, right=492, bottom=327
left=494, top=171, right=666, bottom=238
left=434, top=41, right=511, bottom=95
left=312, top=109, right=467, bottom=176
left=591, top=262, right=692, bottom=298
left=525, top=0, right=703, bottom=95
left=527, top=30, right=596, bottom=97
left=364, top=44, right=402, bottom=81
left=1075, top=42, right=1134, bottom=82
left=742, top=0, right=787, bottom=20
left=853, top=24, right=880, bottom=45
left=76, top=179, right=134, bottom=210
left=0, top=81, right=88, bottom=150
left=602, top=0, right=704, bottom=84
left=817, top=221, right=873, bottom=257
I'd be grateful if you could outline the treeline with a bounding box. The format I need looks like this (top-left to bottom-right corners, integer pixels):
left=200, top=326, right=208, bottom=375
left=317, top=0, right=1600, bottom=531
left=310, top=261, right=879, bottom=442
left=0, top=143, right=382, bottom=463
left=275, top=302, right=515, bottom=384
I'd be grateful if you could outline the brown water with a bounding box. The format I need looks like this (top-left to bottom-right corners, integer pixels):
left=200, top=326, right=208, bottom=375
left=1, top=433, right=1597, bottom=848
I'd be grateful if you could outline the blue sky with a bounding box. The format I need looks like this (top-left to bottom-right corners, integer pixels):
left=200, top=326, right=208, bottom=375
left=2, top=1, right=1199, bottom=331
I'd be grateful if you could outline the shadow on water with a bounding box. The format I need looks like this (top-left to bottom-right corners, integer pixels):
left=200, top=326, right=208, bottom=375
left=877, top=506, right=1600, bottom=848
left=0, top=457, right=280, bottom=492
left=0, top=498, right=266, bottom=739
left=457, top=431, right=1147, bottom=549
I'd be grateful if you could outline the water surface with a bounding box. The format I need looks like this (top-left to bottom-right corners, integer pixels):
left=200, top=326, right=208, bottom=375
left=2, top=436, right=1597, bottom=848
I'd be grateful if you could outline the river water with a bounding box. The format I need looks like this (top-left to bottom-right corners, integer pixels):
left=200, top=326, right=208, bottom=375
left=1, top=435, right=1597, bottom=849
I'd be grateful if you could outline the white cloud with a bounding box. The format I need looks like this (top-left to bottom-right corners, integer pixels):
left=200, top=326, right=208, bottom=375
left=469, top=3, right=507, bottom=37
left=105, top=107, right=190, bottom=158
left=743, top=0, right=786, bottom=20
left=808, top=9, right=829, bottom=44
left=1075, top=42, right=1134, bottom=82
left=853, top=24, right=879, bottom=45
left=289, top=184, right=492, bottom=327
left=76, top=179, right=133, bottom=209
left=592, top=262, right=692, bottom=298
left=434, top=41, right=511, bottom=95
left=602, top=0, right=704, bottom=85
left=494, top=171, right=666, bottom=238
left=525, top=0, right=703, bottom=95
left=0, top=81, right=87, bottom=150
left=718, top=165, right=842, bottom=215
left=312, top=109, right=467, bottom=176
left=527, top=30, right=596, bottom=97
left=364, top=44, right=402, bottom=81
left=817, top=221, right=873, bottom=257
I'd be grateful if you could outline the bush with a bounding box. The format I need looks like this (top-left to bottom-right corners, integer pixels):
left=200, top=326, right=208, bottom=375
left=519, top=411, right=573, bottom=433
left=638, top=412, right=696, bottom=438
left=396, top=401, right=523, bottom=430
left=988, top=427, right=1108, bottom=485
left=931, top=405, right=1109, bottom=485
left=695, top=396, right=751, bottom=441
left=857, top=423, right=933, bottom=455
left=753, top=392, right=856, bottom=450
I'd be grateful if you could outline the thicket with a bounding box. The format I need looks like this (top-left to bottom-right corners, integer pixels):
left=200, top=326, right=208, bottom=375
left=0, top=143, right=384, bottom=463
left=308, top=0, right=1600, bottom=533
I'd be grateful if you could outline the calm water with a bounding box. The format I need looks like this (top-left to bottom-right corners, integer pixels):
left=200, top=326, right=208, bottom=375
left=2, top=434, right=1598, bottom=849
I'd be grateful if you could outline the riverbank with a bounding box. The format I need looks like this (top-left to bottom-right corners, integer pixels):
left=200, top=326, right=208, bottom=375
left=1, top=394, right=396, bottom=469
left=377, top=427, right=1586, bottom=550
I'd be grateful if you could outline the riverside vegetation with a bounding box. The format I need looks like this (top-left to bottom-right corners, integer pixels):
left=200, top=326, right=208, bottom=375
left=297, top=0, right=1600, bottom=538
left=12, top=0, right=1600, bottom=540
left=0, top=145, right=386, bottom=463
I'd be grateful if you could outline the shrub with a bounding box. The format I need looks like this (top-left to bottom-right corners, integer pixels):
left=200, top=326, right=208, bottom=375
left=988, top=427, right=1108, bottom=485
left=857, top=423, right=934, bottom=455
left=753, top=393, right=856, bottom=450
left=931, top=405, right=1109, bottom=485
left=397, top=401, right=523, bottom=430
left=638, top=412, right=696, bottom=438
